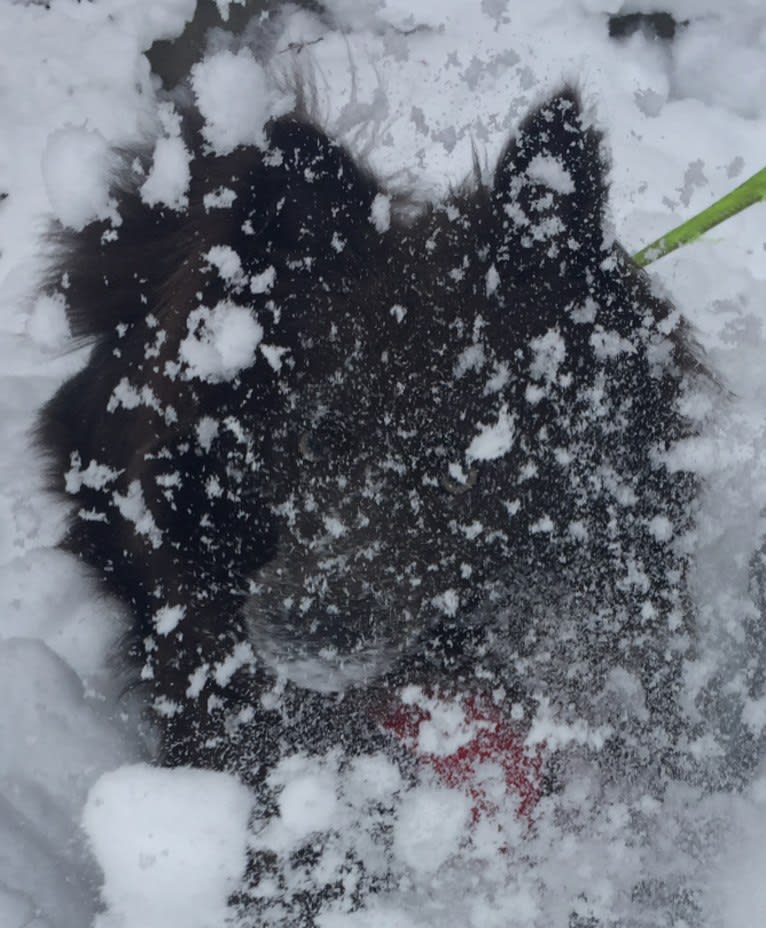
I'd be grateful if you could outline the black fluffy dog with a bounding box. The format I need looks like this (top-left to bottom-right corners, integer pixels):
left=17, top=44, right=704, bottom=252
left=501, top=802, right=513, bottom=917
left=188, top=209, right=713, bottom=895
left=39, top=68, right=704, bottom=920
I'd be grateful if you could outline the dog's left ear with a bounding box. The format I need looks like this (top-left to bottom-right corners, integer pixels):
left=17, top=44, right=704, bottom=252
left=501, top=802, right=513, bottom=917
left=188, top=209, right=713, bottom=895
left=251, top=116, right=385, bottom=270
left=491, top=88, right=609, bottom=268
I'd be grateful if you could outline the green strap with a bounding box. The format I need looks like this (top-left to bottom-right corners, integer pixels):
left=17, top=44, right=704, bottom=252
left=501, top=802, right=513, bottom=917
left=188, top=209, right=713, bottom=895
left=632, top=165, right=766, bottom=267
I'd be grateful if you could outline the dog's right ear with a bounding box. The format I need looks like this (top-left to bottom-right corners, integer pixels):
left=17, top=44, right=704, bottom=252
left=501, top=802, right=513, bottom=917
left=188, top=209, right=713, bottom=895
left=238, top=117, right=386, bottom=274
left=490, top=88, right=609, bottom=277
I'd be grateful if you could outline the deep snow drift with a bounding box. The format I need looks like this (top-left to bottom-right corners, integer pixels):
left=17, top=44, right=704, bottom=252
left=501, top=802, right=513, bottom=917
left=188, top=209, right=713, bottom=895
left=1, top=1, right=766, bottom=926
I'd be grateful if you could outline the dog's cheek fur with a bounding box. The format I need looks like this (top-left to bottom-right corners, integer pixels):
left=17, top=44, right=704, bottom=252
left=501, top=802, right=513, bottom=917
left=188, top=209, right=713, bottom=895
left=38, top=87, right=700, bottom=790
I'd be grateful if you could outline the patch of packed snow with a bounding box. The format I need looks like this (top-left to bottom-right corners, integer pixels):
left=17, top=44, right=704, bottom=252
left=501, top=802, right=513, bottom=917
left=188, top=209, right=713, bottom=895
left=82, top=764, right=252, bottom=928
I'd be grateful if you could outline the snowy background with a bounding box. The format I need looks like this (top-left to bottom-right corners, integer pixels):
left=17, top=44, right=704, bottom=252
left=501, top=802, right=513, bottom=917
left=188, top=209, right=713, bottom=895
left=1, top=0, right=766, bottom=925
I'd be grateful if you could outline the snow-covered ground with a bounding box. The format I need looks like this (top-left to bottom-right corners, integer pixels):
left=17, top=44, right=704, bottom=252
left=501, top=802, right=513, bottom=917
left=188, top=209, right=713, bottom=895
left=1, top=0, right=766, bottom=925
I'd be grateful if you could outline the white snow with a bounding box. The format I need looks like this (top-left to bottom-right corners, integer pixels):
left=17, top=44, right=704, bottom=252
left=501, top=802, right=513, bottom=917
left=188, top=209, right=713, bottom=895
left=191, top=48, right=286, bottom=154
left=393, top=786, right=472, bottom=873
left=485, top=264, right=500, bottom=296
left=274, top=765, right=339, bottom=838
left=113, top=480, right=163, bottom=549
left=179, top=300, right=264, bottom=381
left=250, top=265, right=276, bottom=293
left=529, top=328, right=567, bottom=382
left=65, top=453, right=121, bottom=494
left=82, top=764, right=252, bottom=928
left=0, top=638, right=133, bottom=928
left=260, top=342, right=288, bottom=371
left=204, top=244, right=245, bottom=285
left=42, top=126, right=116, bottom=231
left=139, top=101, right=192, bottom=209
left=466, top=405, right=516, bottom=461
left=26, top=292, right=71, bottom=352
left=369, top=193, right=391, bottom=233
left=2, top=1, right=766, bottom=927
left=196, top=415, right=220, bottom=450
left=141, top=136, right=191, bottom=210
left=527, top=153, right=576, bottom=195
left=204, top=186, right=237, bottom=210
left=153, top=604, right=186, bottom=636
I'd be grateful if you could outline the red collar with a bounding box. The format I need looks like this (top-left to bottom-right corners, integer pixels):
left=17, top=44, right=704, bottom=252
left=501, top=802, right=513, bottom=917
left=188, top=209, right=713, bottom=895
left=381, top=689, right=544, bottom=820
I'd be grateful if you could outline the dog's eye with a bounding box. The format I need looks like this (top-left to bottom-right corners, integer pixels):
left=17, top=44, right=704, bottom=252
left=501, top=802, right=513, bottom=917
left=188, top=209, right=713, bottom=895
left=440, top=465, right=478, bottom=495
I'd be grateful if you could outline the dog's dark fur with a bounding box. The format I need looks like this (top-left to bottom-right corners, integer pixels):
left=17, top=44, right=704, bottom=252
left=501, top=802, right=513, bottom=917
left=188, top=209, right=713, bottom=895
left=40, top=69, right=704, bottom=918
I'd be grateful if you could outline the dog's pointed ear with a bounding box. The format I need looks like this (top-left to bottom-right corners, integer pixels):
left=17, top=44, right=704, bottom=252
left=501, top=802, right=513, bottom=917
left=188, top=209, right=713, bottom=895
left=248, top=116, right=385, bottom=269
left=491, top=89, right=609, bottom=268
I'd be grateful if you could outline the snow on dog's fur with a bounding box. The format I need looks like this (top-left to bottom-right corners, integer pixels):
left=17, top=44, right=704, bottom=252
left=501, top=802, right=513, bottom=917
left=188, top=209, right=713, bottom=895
left=39, top=59, right=705, bottom=919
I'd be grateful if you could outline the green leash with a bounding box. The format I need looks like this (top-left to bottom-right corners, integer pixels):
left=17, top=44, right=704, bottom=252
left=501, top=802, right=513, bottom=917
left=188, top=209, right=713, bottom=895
left=632, top=165, right=766, bottom=267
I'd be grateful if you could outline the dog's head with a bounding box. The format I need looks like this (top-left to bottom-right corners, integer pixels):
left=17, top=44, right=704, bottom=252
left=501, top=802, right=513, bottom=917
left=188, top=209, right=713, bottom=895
left=43, top=89, right=696, bottom=708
